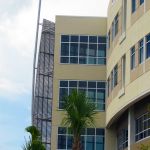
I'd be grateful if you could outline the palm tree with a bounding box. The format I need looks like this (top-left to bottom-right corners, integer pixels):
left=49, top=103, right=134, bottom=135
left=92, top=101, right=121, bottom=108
left=23, top=125, right=46, bottom=150
left=62, top=90, right=97, bottom=150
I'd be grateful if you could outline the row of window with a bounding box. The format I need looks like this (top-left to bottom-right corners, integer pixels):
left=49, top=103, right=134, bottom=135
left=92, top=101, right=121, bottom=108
left=60, top=35, right=106, bottom=65
left=135, top=112, right=150, bottom=141
left=57, top=127, right=105, bottom=150
left=59, top=81, right=106, bottom=111
left=131, top=33, right=150, bottom=70
left=132, top=0, right=144, bottom=13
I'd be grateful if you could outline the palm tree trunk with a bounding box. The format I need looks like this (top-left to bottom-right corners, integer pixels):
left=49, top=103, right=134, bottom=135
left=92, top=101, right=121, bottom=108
left=72, top=135, right=81, bottom=150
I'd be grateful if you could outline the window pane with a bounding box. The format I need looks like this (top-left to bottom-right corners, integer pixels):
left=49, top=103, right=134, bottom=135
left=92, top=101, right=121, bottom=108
left=98, top=44, right=106, bottom=57
left=71, top=35, right=79, bottom=42
left=146, top=42, right=150, bottom=58
left=87, top=128, right=95, bottom=135
left=61, top=43, right=69, bottom=56
left=79, top=44, right=88, bottom=56
left=80, top=36, right=88, bottom=42
left=97, top=103, right=105, bottom=111
left=140, top=0, right=144, bottom=5
left=89, top=36, right=97, bottom=43
left=70, top=43, right=78, bottom=56
left=86, top=136, right=95, bottom=150
left=132, top=0, right=136, bottom=13
left=59, top=88, right=68, bottom=100
left=88, top=57, right=96, bottom=64
left=58, top=135, right=66, bottom=149
left=97, top=82, right=105, bottom=88
left=89, top=44, right=97, bottom=57
left=79, top=81, right=87, bottom=88
left=98, top=36, right=106, bottom=43
left=60, top=81, right=68, bottom=87
left=58, top=127, right=67, bottom=134
left=69, top=81, right=77, bottom=87
left=96, top=129, right=104, bottom=135
left=61, top=57, right=69, bottom=63
left=98, top=58, right=106, bottom=65
left=79, top=57, right=87, bottom=64
left=96, top=136, right=104, bottom=150
left=97, top=89, right=105, bottom=100
left=61, top=35, right=69, bottom=42
left=88, top=82, right=96, bottom=88
left=70, top=57, right=78, bottom=64
left=88, top=89, right=96, bottom=102
left=67, top=136, right=73, bottom=149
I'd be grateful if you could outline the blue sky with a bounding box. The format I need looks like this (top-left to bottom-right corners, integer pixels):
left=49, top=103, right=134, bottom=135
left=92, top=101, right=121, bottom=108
left=0, top=0, right=109, bottom=149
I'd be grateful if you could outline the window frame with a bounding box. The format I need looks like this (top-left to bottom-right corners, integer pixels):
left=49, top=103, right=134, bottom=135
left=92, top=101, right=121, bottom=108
left=60, top=35, right=107, bottom=65
left=59, top=80, right=106, bottom=111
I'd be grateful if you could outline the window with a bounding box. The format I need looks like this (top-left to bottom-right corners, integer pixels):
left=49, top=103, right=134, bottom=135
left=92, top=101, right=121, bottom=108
left=114, top=64, right=118, bottom=87
left=60, top=35, right=106, bottom=65
left=135, top=112, right=150, bottom=141
left=58, top=127, right=105, bottom=150
left=122, top=0, right=127, bottom=33
left=112, top=13, right=119, bottom=41
left=122, top=55, right=126, bottom=87
left=132, top=0, right=136, bottom=13
left=131, top=46, right=135, bottom=70
left=114, top=14, right=119, bottom=36
left=139, top=39, right=144, bottom=64
left=140, top=0, right=144, bottom=5
left=59, top=80, right=106, bottom=111
left=107, top=78, right=110, bottom=97
left=107, top=31, right=110, bottom=49
left=117, top=129, right=128, bottom=150
left=111, top=71, right=114, bottom=91
left=146, top=33, right=150, bottom=59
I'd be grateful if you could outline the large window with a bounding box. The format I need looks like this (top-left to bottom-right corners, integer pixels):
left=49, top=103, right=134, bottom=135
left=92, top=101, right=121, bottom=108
left=122, top=55, right=126, bottom=87
left=59, top=80, right=106, bottom=111
left=60, top=35, right=106, bottom=65
left=114, top=14, right=119, bottom=36
left=146, top=33, right=150, bottom=59
left=131, top=46, right=135, bottom=70
left=132, top=0, right=136, bottom=13
left=135, top=112, right=150, bottom=141
left=57, top=127, right=105, bottom=150
left=117, top=129, right=128, bottom=150
left=139, top=39, right=144, bottom=64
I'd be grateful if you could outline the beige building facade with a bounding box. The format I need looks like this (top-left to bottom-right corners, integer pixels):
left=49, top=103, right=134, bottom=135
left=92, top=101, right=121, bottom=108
left=50, top=0, right=150, bottom=149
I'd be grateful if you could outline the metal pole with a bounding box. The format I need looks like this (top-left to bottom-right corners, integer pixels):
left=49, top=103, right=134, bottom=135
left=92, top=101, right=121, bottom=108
left=32, top=0, right=42, bottom=123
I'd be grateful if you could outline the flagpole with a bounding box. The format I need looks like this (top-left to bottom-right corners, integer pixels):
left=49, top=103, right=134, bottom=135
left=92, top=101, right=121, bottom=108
left=32, top=0, right=42, bottom=123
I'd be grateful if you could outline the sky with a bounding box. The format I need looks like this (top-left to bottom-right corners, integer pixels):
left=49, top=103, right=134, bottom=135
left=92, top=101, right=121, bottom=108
left=0, top=0, right=109, bottom=149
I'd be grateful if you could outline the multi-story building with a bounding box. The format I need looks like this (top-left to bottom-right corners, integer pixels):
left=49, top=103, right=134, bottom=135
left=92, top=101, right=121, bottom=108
left=32, top=0, right=150, bottom=149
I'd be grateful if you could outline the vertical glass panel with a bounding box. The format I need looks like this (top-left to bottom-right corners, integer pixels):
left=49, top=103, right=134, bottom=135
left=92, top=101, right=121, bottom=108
left=61, top=57, right=69, bottom=63
left=61, top=35, right=69, bottom=42
left=132, top=0, right=136, bottom=13
left=67, top=136, right=73, bottom=149
left=87, top=128, right=95, bottom=135
left=89, top=36, right=97, bottom=43
left=71, top=35, right=79, bottom=42
left=97, top=82, right=105, bottom=88
left=146, top=42, right=150, bottom=58
left=58, top=127, right=67, bottom=134
left=86, top=136, right=95, bottom=150
left=79, top=44, right=88, bottom=56
left=97, top=89, right=105, bottom=100
left=89, top=44, right=97, bottom=57
left=98, top=44, right=106, bottom=57
left=58, top=135, right=66, bottom=149
left=70, top=43, right=78, bottom=56
left=61, top=43, right=69, bottom=56
left=88, top=89, right=96, bottom=102
left=96, top=136, right=104, bottom=150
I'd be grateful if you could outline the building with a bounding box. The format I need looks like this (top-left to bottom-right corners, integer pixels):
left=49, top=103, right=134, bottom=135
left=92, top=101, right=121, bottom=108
left=32, top=0, right=150, bottom=149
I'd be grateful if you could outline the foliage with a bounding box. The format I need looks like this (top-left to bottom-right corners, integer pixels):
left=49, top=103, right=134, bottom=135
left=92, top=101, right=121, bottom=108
left=23, top=125, right=46, bottom=150
left=140, top=144, right=150, bottom=150
left=62, top=90, right=97, bottom=150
